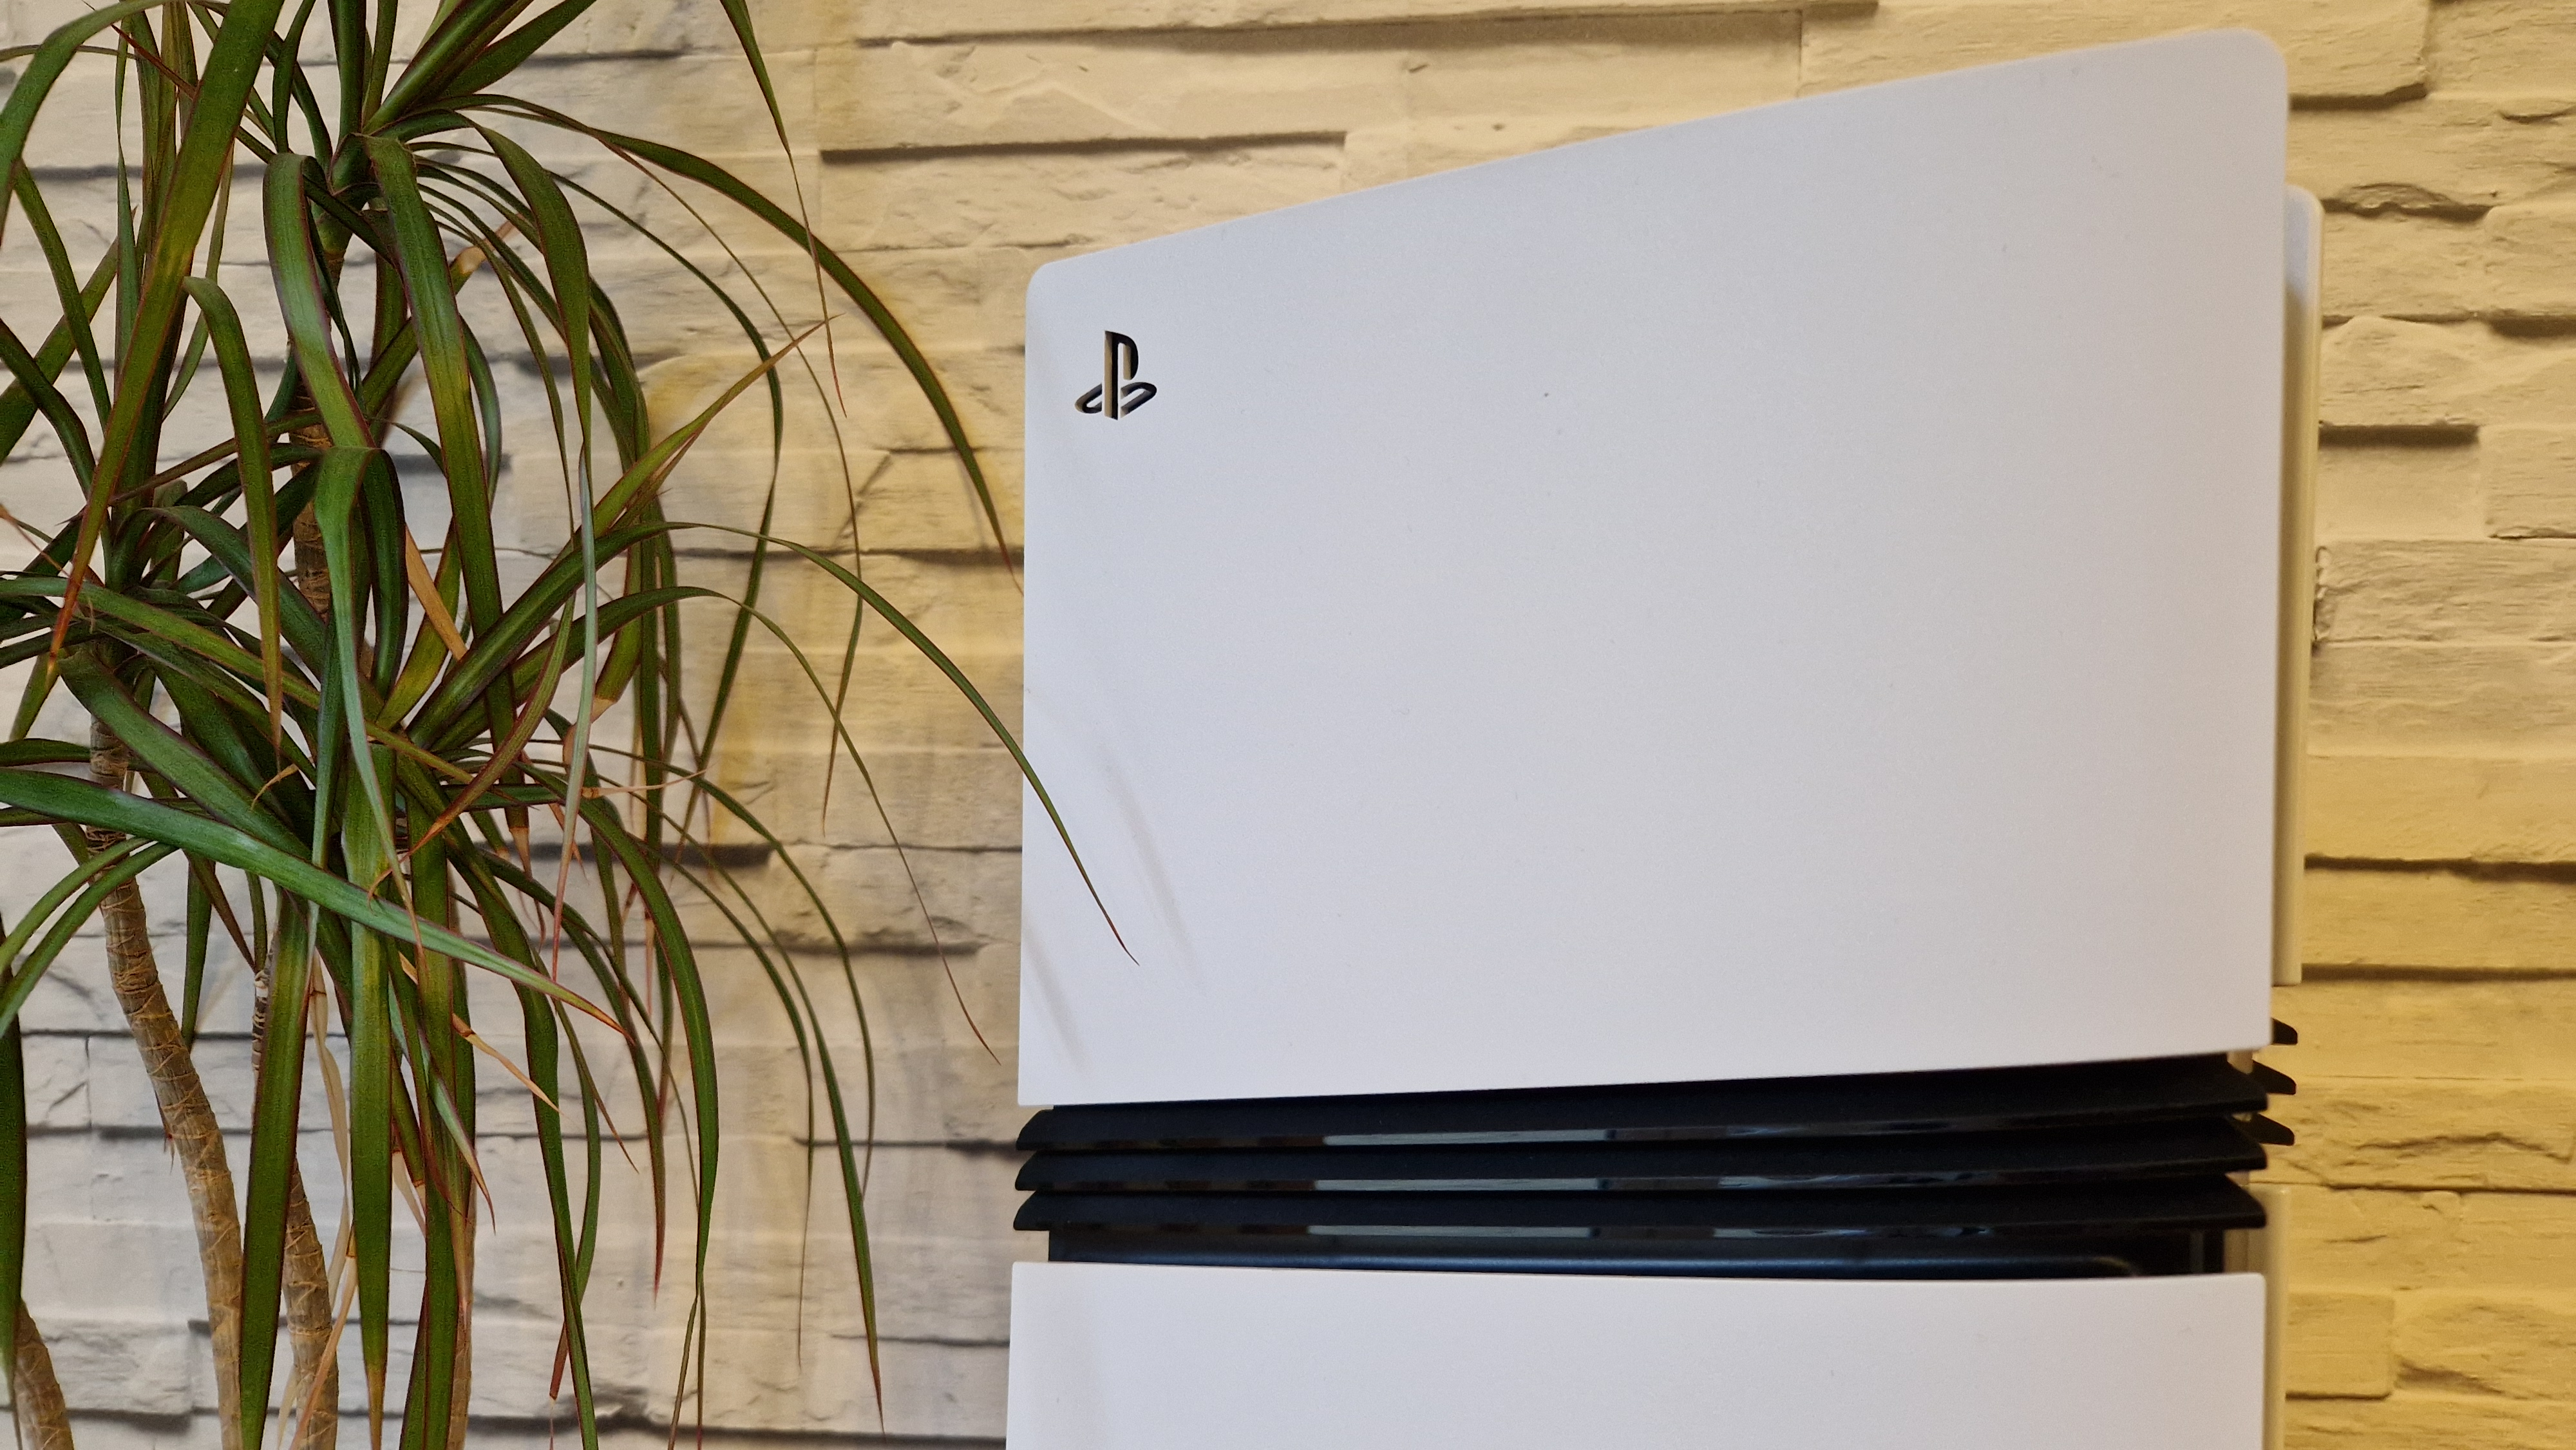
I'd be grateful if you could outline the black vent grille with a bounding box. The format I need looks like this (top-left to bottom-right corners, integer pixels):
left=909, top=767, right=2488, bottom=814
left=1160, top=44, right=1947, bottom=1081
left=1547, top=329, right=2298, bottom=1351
left=1016, top=1053, right=2288, bottom=1280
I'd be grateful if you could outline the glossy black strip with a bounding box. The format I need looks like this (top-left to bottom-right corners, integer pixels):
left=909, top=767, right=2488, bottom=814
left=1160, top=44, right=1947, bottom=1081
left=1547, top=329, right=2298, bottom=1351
left=1019, top=1055, right=2267, bottom=1148
left=1015, top=1177, right=2267, bottom=1236
left=1017, top=1117, right=2266, bottom=1192
left=1044, top=1229, right=2239, bottom=1279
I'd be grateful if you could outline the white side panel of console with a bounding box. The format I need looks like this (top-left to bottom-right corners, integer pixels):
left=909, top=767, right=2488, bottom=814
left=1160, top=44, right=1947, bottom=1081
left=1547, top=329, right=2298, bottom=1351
left=1022, top=32, right=2287, bottom=1104
left=1007, top=1262, right=2269, bottom=1449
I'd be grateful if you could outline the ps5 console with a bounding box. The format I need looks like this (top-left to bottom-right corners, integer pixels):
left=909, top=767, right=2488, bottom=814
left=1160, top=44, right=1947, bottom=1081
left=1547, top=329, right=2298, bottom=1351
left=1010, top=28, right=2310, bottom=1449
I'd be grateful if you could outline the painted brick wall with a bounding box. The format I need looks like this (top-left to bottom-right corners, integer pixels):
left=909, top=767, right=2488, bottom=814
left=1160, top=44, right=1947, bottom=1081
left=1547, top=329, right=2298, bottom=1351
left=5, top=1, right=2570, bottom=1446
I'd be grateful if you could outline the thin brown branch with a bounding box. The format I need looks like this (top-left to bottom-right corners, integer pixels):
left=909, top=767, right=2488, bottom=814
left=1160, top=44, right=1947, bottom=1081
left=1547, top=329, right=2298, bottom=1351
left=253, top=950, right=336, bottom=1450
left=87, top=717, right=243, bottom=1450
left=12, top=1303, right=75, bottom=1450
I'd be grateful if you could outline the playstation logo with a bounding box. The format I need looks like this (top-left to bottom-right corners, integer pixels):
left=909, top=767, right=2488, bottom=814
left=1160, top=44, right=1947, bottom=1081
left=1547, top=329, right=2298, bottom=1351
left=1075, top=331, right=1157, bottom=418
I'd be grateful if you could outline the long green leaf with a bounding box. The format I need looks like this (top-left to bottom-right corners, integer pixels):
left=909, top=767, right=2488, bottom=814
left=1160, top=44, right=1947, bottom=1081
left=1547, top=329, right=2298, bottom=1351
left=0, top=767, right=614, bottom=1022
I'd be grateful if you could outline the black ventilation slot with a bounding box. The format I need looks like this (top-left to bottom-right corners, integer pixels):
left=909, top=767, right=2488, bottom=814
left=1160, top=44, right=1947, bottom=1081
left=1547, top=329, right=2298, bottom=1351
left=1018, top=1055, right=2280, bottom=1280
left=1018, top=1054, right=2266, bottom=1149
left=1018, top=1118, right=2266, bottom=1193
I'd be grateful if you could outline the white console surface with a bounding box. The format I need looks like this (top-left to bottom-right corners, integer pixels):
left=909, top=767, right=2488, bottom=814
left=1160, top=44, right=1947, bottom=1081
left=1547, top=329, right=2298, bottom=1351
left=1021, top=32, right=2287, bottom=1104
left=1007, top=1262, right=2268, bottom=1449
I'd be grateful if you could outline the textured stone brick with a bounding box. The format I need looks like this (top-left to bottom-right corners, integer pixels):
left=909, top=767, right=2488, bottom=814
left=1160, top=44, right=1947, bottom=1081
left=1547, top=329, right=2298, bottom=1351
left=837, top=0, right=1835, bottom=42
left=2287, top=1288, right=2396, bottom=1397
left=511, top=52, right=817, bottom=156
left=2290, top=1393, right=2576, bottom=1450
left=2316, top=438, right=2481, bottom=540
left=30, top=1315, right=199, bottom=1415
left=19, top=1031, right=84, bottom=1129
left=2430, top=0, right=2576, bottom=95
left=2294, top=97, right=2576, bottom=215
left=2399, top=1292, right=2576, bottom=1397
left=820, top=140, right=1343, bottom=251
left=2278, top=1185, right=2576, bottom=1292
left=643, top=344, right=1021, bottom=454
left=2320, top=539, right=2576, bottom=641
left=2308, top=755, right=2576, bottom=863
left=674, top=945, right=1025, bottom=1144
left=2304, top=865, right=2576, bottom=970
left=2487, top=204, right=2576, bottom=318
left=2269, top=1078, right=2576, bottom=1191
left=708, top=842, right=1019, bottom=951
left=2324, top=211, right=2485, bottom=321
left=14, top=63, right=129, bottom=174
left=650, top=446, right=1021, bottom=555
left=2324, top=205, right=2576, bottom=324
left=2320, top=317, right=2486, bottom=431
left=2329, top=198, right=2576, bottom=323
left=818, top=16, right=1795, bottom=153
left=2271, top=975, right=2576, bottom=1080
left=2487, top=425, right=2576, bottom=538
left=1341, top=115, right=1640, bottom=187
left=1805, top=0, right=2430, bottom=103
left=2311, top=642, right=2576, bottom=753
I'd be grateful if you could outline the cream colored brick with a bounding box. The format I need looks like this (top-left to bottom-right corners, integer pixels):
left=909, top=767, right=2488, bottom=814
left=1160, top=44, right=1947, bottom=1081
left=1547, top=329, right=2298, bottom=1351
left=694, top=1332, right=1008, bottom=1438
left=2319, top=539, right=2576, bottom=641
left=1804, top=0, right=2429, bottom=103
left=853, top=247, right=1070, bottom=351
left=653, top=447, right=1020, bottom=556
left=667, top=944, right=1024, bottom=1143
left=676, top=553, right=1019, bottom=663
left=26, top=1315, right=198, bottom=1415
left=2311, top=641, right=2576, bottom=753
left=2321, top=200, right=2576, bottom=329
left=820, top=35, right=1406, bottom=149
left=2430, top=0, right=2576, bottom=96
left=2291, top=1393, right=2576, bottom=1450
left=16, top=62, right=134, bottom=173
left=643, top=343, right=1020, bottom=453
left=681, top=839, right=1019, bottom=951
left=664, top=957, right=1021, bottom=1143
left=2488, top=203, right=2576, bottom=319
left=839, top=0, right=1837, bottom=42
left=2324, top=211, right=2484, bottom=321
left=822, top=141, right=1341, bottom=251
left=2307, top=756, right=2576, bottom=863
left=1343, top=115, right=1644, bottom=185
left=2316, top=438, right=2481, bottom=540
left=821, top=15, right=1796, bottom=152
left=2270, top=976, right=2576, bottom=1080
left=768, top=842, right=1019, bottom=950
left=2294, top=97, right=2576, bottom=215
left=2287, top=1288, right=2396, bottom=1398
left=2320, top=317, right=2485, bottom=431
left=2280, top=1185, right=2576, bottom=1291
left=2305, top=865, right=2576, bottom=971
left=2268, top=1078, right=2576, bottom=1191
left=2399, top=1292, right=2576, bottom=1398
left=509, top=52, right=817, bottom=156
left=721, top=743, right=1018, bottom=849
left=2488, top=425, right=2576, bottom=538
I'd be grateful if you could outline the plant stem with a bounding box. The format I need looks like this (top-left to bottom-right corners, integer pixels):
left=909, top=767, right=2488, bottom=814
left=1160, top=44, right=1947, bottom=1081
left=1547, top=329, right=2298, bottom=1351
left=254, top=961, right=336, bottom=1450
left=86, top=717, right=244, bottom=1450
left=292, top=504, right=332, bottom=617
left=12, top=1304, right=74, bottom=1450
left=279, top=1172, right=336, bottom=1449
left=444, top=1209, right=471, bottom=1450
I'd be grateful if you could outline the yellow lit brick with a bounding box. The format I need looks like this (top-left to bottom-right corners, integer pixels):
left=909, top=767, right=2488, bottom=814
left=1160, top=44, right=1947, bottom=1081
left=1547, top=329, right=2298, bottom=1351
left=2287, top=1288, right=2395, bottom=1398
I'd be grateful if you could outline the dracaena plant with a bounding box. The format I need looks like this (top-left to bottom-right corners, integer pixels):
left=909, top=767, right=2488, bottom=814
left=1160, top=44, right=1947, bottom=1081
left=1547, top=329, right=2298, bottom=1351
left=0, top=0, right=1069, bottom=1446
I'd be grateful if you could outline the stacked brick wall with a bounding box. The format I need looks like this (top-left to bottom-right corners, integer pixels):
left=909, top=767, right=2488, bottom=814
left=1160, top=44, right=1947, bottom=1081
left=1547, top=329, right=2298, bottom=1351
left=2, top=0, right=2570, bottom=1445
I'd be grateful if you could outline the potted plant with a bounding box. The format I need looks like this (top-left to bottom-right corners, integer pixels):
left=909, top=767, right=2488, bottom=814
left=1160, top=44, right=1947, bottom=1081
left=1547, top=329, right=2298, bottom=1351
left=0, top=1, right=1061, bottom=1443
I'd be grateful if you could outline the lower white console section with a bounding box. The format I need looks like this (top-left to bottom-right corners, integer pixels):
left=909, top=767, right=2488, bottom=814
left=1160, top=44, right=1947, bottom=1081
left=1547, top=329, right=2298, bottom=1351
left=1006, top=1262, right=2267, bottom=1449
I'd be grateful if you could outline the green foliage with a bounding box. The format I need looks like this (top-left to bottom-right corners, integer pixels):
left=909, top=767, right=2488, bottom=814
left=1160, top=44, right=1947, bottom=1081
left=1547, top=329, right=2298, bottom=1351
left=0, top=1, right=1026, bottom=1442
